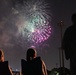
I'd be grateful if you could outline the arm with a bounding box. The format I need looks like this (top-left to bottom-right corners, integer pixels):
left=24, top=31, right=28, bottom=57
left=62, top=28, right=71, bottom=60
left=42, top=60, right=48, bottom=75
left=9, top=66, right=14, bottom=75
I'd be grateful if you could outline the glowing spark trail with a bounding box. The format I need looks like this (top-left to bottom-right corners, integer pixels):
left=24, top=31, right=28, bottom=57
left=14, top=0, right=52, bottom=43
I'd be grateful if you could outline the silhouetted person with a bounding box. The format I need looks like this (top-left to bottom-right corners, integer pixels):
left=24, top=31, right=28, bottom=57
left=0, top=49, right=13, bottom=75
left=62, top=13, right=76, bottom=75
left=21, top=48, right=48, bottom=75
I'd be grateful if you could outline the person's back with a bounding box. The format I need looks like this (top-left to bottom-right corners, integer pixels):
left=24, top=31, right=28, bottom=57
left=0, top=49, right=13, bottom=75
left=62, top=13, right=76, bottom=75
left=0, top=61, right=12, bottom=75
left=21, top=48, right=48, bottom=75
left=21, top=57, right=42, bottom=75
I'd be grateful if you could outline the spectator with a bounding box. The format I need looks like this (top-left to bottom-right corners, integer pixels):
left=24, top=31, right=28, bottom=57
left=62, top=13, right=76, bottom=75
left=0, top=49, right=13, bottom=75
left=22, top=48, right=48, bottom=75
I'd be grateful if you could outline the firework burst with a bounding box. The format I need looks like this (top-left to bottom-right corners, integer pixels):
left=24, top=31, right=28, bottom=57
left=14, top=0, right=52, bottom=43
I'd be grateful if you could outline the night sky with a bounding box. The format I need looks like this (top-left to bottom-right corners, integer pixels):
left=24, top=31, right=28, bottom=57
left=0, top=0, right=76, bottom=71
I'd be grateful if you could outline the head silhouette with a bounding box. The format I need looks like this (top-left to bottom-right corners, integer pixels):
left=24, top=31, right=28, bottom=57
left=0, top=49, right=4, bottom=62
left=72, top=13, right=76, bottom=24
left=26, top=48, right=37, bottom=61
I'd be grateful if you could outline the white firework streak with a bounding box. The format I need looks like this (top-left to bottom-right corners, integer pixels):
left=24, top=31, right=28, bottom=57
left=14, top=0, right=52, bottom=43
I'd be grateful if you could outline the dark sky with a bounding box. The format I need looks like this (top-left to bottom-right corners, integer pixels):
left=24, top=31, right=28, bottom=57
left=0, top=0, right=76, bottom=71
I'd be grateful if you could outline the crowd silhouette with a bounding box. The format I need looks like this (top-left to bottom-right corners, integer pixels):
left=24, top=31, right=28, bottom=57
left=0, top=13, right=76, bottom=75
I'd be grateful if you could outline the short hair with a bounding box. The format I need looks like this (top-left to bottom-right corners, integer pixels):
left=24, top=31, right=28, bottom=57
left=72, top=13, right=76, bottom=22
